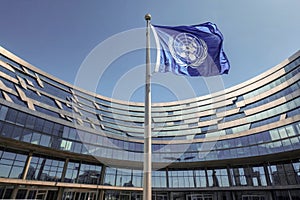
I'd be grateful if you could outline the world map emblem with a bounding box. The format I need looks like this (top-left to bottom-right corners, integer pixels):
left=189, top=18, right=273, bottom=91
left=168, top=32, right=208, bottom=67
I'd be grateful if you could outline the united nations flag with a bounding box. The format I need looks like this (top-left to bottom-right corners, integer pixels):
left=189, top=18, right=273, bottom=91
left=151, top=22, right=230, bottom=77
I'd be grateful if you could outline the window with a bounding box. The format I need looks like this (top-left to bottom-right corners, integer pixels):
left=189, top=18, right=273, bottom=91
left=268, top=164, right=288, bottom=185
left=152, top=170, right=166, bottom=188
left=0, top=150, right=27, bottom=179
left=64, top=161, right=79, bottom=183
left=207, top=169, right=229, bottom=187
left=77, top=163, right=101, bottom=185
left=168, top=170, right=194, bottom=188
left=231, top=168, right=247, bottom=186
left=251, top=166, right=267, bottom=186
left=194, top=169, right=207, bottom=187
left=27, top=156, right=64, bottom=182
left=104, top=167, right=117, bottom=186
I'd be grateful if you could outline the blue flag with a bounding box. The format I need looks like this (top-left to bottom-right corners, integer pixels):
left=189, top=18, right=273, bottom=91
left=152, top=22, right=230, bottom=77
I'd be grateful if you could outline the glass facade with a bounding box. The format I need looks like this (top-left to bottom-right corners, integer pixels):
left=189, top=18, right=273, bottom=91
left=0, top=47, right=300, bottom=199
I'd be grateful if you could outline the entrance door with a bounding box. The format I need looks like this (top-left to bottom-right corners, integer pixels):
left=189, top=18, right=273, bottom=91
left=242, top=195, right=265, bottom=200
left=25, top=189, right=48, bottom=200
left=186, top=194, right=213, bottom=200
left=119, top=192, right=130, bottom=200
left=153, top=193, right=168, bottom=200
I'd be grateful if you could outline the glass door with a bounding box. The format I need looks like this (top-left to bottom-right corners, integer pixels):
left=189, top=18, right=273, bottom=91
left=186, top=194, right=213, bottom=200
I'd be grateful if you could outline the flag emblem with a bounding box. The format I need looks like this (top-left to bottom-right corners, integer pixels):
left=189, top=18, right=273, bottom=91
left=152, top=22, right=230, bottom=77
left=169, top=32, right=208, bottom=67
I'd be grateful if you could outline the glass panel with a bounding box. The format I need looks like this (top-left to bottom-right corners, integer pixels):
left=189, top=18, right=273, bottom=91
left=27, top=156, right=64, bottom=182
left=292, top=161, right=300, bottom=184
left=64, top=162, right=79, bottom=183
left=40, top=134, right=51, bottom=147
left=207, top=169, right=229, bottom=187
left=268, top=164, right=288, bottom=185
left=77, top=163, right=101, bottom=185
left=231, top=168, right=247, bottom=186
left=152, top=170, right=166, bottom=188
left=284, top=163, right=297, bottom=185
left=0, top=150, right=27, bottom=179
left=195, top=169, right=206, bottom=187
left=252, top=166, right=267, bottom=186
left=131, top=169, right=143, bottom=187
left=104, top=167, right=117, bottom=186
left=117, top=169, right=132, bottom=187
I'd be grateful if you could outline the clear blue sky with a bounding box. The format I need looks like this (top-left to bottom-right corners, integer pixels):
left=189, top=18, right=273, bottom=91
left=1, top=1, right=299, bottom=102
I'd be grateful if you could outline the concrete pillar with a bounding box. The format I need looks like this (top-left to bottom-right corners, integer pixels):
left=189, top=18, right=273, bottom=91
left=231, top=191, right=236, bottom=200
left=97, top=165, right=106, bottom=200
left=10, top=185, right=19, bottom=199
left=57, top=158, right=69, bottom=200
left=227, top=166, right=233, bottom=186
left=11, top=152, right=33, bottom=199
left=165, top=168, right=169, bottom=188
left=264, top=163, right=272, bottom=186
left=22, top=152, right=33, bottom=180
left=205, top=168, right=209, bottom=187
left=97, top=189, right=105, bottom=200
left=268, top=191, right=274, bottom=200
left=99, top=165, right=106, bottom=185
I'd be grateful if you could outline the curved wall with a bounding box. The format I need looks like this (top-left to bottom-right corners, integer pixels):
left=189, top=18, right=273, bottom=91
left=0, top=46, right=300, bottom=199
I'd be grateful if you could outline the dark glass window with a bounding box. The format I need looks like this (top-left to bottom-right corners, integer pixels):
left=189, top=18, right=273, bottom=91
left=131, top=169, right=143, bottom=187
left=268, top=164, right=288, bottom=185
left=42, top=80, right=70, bottom=100
left=25, top=114, right=35, bottom=129
left=292, top=161, right=300, bottom=184
left=231, top=167, right=247, bottom=186
left=68, top=128, right=77, bottom=140
left=15, top=112, right=27, bottom=126
left=0, top=106, right=8, bottom=120
left=0, top=150, right=27, bottom=179
left=104, top=167, right=117, bottom=186
left=31, top=132, right=41, bottom=144
left=250, top=116, right=280, bottom=129
left=224, top=112, right=245, bottom=122
left=115, top=168, right=134, bottom=187
left=152, top=170, right=167, bottom=188
left=287, top=107, right=300, bottom=118
left=194, top=169, right=206, bottom=187
left=5, top=108, right=18, bottom=123
left=21, top=128, right=32, bottom=143
left=77, top=163, right=101, bottom=185
left=34, top=118, right=45, bottom=132
left=283, top=163, right=297, bottom=185
left=73, top=142, right=82, bottom=153
left=27, top=156, right=64, bottom=182
left=11, top=126, right=22, bottom=140
left=1, top=123, right=14, bottom=138
left=251, top=166, right=267, bottom=186
left=64, top=161, right=79, bottom=183
left=42, top=121, right=54, bottom=134
left=35, top=106, right=59, bottom=118
left=39, top=134, right=51, bottom=147
left=168, top=170, right=195, bottom=188
left=52, top=123, right=63, bottom=136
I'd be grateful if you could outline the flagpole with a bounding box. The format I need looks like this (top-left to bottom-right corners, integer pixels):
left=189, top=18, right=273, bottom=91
left=143, top=13, right=152, bottom=200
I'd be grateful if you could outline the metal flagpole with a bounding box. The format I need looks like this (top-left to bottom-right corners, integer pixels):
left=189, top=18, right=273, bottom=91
left=143, top=13, right=152, bottom=200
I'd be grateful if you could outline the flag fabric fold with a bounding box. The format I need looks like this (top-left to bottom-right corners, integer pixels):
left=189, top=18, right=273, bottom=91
left=152, top=22, right=230, bottom=77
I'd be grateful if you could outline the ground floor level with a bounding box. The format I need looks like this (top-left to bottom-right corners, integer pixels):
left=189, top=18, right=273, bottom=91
left=1, top=184, right=300, bottom=200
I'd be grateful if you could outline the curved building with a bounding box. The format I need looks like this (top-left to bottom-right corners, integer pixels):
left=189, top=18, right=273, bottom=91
left=0, top=46, right=299, bottom=200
